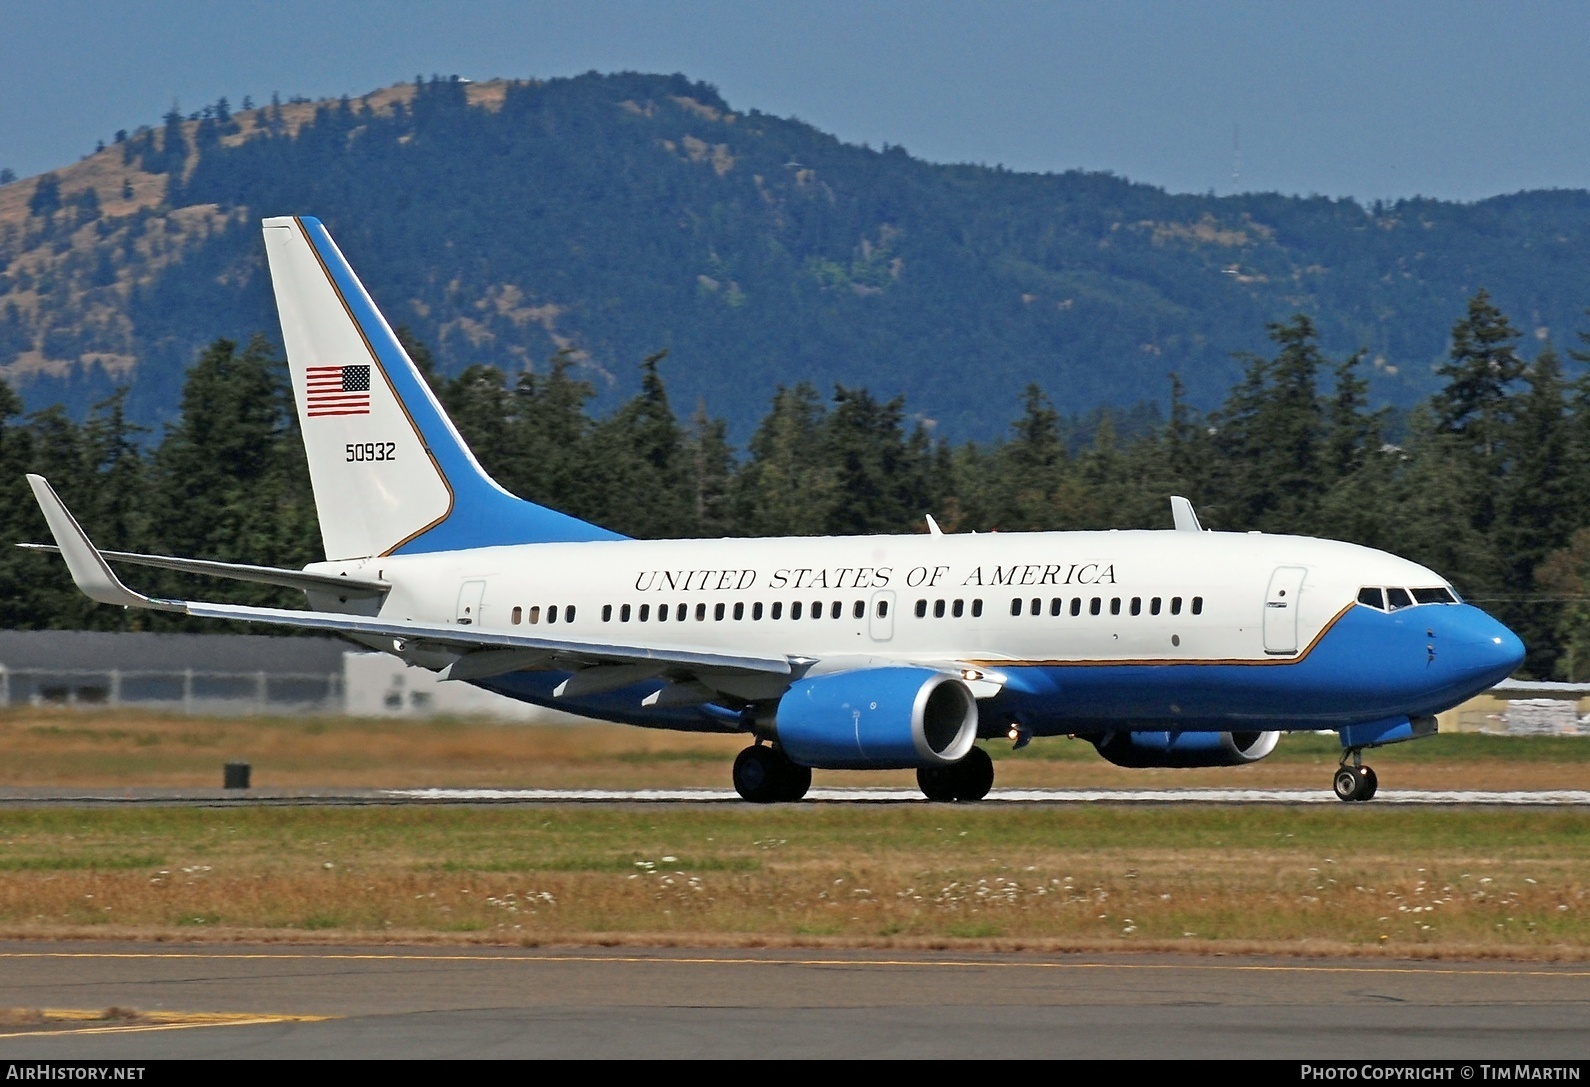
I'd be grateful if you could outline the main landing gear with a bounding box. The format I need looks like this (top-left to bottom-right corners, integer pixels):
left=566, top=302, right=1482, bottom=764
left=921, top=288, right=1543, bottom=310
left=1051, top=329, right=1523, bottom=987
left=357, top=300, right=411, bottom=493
left=917, top=745, right=995, bottom=802
left=1333, top=749, right=1379, bottom=803
left=733, top=743, right=812, bottom=803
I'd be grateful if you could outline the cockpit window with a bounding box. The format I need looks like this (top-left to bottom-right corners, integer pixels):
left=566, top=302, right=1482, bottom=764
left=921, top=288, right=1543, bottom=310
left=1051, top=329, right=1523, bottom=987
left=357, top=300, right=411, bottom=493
left=1412, top=587, right=1458, bottom=604
left=1357, top=587, right=1385, bottom=610
left=1386, top=587, right=1413, bottom=609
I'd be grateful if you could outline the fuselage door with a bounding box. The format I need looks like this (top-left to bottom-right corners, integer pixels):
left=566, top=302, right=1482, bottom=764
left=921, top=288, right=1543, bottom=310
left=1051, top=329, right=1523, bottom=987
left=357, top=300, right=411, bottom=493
left=456, top=580, right=486, bottom=626
left=869, top=590, right=896, bottom=642
left=1263, top=567, right=1307, bottom=654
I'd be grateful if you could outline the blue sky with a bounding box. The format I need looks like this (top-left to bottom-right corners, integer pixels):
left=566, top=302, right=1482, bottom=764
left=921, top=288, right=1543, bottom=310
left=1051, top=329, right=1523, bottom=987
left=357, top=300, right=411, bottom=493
left=2, top=0, right=1587, bottom=202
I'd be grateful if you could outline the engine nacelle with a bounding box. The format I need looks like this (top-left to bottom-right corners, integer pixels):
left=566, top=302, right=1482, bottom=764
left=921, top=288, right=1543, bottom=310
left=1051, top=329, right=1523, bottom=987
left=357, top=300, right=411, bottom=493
left=1093, top=730, right=1281, bottom=768
left=773, top=667, right=979, bottom=770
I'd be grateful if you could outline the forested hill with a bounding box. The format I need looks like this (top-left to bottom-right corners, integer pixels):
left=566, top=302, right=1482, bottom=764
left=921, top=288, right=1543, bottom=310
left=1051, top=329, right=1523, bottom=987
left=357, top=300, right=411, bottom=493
left=2, top=72, right=1589, bottom=439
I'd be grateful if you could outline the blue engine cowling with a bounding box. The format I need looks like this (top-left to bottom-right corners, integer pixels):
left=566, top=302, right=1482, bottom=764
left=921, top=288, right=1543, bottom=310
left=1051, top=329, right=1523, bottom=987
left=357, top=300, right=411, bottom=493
left=773, top=667, right=979, bottom=770
left=1093, top=730, right=1281, bottom=768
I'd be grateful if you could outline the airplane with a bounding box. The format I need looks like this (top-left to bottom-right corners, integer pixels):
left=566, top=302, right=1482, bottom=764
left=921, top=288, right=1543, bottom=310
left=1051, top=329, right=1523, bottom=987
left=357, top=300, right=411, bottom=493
left=21, top=216, right=1527, bottom=803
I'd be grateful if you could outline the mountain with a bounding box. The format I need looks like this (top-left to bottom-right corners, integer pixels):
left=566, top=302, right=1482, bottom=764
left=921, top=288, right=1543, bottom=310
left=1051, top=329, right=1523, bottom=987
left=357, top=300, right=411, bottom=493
left=2, top=72, right=1588, bottom=441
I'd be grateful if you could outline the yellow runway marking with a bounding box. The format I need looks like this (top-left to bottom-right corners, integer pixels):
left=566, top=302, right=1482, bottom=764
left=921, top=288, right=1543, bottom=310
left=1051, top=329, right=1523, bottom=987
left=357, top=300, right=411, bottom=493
left=0, top=1009, right=329, bottom=1039
left=0, top=950, right=1584, bottom=979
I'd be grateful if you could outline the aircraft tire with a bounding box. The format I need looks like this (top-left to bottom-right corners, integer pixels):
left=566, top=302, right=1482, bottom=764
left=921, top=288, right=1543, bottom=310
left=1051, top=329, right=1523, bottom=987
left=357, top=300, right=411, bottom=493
left=1333, top=765, right=1373, bottom=802
left=775, top=754, right=812, bottom=802
left=917, top=765, right=958, bottom=802
left=733, top=745, right=783, bottom=803
left=952, top=745, right=995, bottom=801
left=1360, top=766, right=1379, bottom=801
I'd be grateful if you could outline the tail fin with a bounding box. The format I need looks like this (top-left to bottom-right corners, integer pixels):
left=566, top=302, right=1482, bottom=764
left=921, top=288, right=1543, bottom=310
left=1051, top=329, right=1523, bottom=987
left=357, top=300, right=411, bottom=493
left=262, top=216, right=623, bottom=560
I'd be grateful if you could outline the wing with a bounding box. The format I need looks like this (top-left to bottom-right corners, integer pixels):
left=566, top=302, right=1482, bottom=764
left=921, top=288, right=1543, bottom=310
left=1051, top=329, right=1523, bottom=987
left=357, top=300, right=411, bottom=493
left=22, top=474, right=794, bottom=690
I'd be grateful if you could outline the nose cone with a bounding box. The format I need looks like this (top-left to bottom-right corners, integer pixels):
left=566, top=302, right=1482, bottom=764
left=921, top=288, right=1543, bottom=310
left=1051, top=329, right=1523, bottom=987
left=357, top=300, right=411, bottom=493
left=1447, top=605, right=1526, bottom=691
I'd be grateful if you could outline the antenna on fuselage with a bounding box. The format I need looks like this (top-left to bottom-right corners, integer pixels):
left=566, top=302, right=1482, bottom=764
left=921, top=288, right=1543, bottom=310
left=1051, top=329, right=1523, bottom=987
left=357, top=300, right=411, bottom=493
left=924, top=514, right=945, bottom=537
left=1170, top=496, right=1204, bottom=532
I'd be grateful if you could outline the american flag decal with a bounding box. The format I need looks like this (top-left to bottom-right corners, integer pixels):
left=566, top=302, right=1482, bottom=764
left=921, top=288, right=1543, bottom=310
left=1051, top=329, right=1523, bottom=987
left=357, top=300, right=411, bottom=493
left=305, top=365, right=372, bottom=417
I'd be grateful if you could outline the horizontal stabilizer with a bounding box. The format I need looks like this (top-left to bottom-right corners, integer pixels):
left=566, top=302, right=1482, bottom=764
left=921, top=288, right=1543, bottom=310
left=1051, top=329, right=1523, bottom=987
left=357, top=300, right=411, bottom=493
left=27, top=472, right=794, bottom=682
left=17, top=544, right=388, bottom=597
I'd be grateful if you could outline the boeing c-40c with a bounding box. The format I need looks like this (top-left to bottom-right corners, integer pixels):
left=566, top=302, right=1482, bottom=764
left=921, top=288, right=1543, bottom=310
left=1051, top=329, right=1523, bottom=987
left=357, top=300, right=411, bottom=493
left=22, top=217, right=1526, bottom=802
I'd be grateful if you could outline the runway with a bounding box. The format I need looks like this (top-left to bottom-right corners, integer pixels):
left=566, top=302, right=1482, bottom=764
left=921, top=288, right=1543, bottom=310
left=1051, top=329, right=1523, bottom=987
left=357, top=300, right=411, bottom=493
left=0, top=786, right=1585, bottom=806
left=0, top=943, right=1584, bottom=1058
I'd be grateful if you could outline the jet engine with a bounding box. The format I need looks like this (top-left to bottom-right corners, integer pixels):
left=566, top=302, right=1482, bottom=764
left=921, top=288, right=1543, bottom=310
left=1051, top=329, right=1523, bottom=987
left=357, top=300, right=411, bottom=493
left=773, top=667, right=979, bottom=770
left=1093, top=729, right=1281, bottom=768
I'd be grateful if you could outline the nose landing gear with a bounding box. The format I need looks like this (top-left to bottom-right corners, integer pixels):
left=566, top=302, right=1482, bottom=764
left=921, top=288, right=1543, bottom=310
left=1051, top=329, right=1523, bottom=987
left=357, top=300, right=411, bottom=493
left=1333, top=749, right=1379, bottom=802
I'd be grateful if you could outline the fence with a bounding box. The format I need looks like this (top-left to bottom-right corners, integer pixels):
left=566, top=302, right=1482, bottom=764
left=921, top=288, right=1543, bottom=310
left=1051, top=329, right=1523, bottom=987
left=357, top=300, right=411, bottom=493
left=0, top=665, right=344, bottom=716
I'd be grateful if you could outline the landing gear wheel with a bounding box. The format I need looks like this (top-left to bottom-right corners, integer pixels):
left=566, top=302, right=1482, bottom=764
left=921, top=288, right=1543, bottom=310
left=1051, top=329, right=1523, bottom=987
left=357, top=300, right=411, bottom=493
left=776, top=760, right=812, bottom=802
left=917, top=765, right=957, bottom=803
left=733, top=746, right=781, bottom=803
left=1333, top=765, right=1376, bottom=802
left=733, top=745, right=810, bottom=803
left=917, top=745, right=995, bottom=802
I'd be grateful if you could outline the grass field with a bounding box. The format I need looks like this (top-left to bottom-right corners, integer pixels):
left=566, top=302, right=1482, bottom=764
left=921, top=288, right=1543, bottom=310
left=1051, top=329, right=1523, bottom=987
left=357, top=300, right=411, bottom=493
left=2, top=706, right=1587, bottom=791
left=0, top=708, right=1584, bottom=955
left=0, top=805, right=1584, bottom=956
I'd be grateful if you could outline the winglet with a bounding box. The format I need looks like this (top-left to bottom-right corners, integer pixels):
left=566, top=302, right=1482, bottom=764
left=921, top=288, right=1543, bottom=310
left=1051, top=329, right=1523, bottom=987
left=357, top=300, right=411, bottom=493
left=1170, top=496, right=1204, bottom=532
left=24, top=475, right=182, bottom=611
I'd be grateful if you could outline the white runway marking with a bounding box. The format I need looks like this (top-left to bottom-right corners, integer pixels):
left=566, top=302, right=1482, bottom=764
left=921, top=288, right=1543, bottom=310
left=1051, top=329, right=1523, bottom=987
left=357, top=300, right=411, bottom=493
left=385, top=787, right=1590, bottom=805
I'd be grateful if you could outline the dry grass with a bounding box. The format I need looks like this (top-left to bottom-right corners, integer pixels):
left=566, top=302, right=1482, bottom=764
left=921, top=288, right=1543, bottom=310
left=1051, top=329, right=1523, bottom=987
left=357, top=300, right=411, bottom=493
left=0, top=805, right=1584, bottom=956
left=1, top=706, right=1585, bottom=791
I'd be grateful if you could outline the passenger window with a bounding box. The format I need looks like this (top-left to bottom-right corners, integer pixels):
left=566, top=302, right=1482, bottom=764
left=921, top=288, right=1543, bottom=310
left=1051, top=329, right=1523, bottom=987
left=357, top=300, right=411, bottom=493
left=529, top=605, right=541, bottom=624
left=971, top=599, right=982, bottom=618
left=1151, top=597, right=1162, bottom=615
left=1170, top=597, right=1182, bottom=615
left=657, top=604, right=667, bottom=622
left=1387, top=587, right=1412, bottom=609
left=877, top=599, right=889, bottom=618
left=696, top=603, right=706, bottom=621
left=511, top=606, right=523, bottom=625
left=1070, top=598, right=1081, bottom=616
left=1030, top=598, right=1041, bottom=616
left=547, top=605, right=558, bottom=624
left=676, top=603, right=686, bottom=621
left=752, top=602, right=763, bottom=620
left=1191, top=597, right=1203, bottom=615
left=853, top=600, right=865, bottom=619
left=1110, top=598, right=1121, bottom=616
left=715, top=603, right=726, bottom=621
left=637, top=604, right=649, bottom=622
left=734, top=602, right=745, bottom=620
left=1050, top=597, right=1063, bottom=616
left=566, top=606, right=576, bottom=622
left=1090, top=597, right=1101, bottom=615
left=602, top=604, right=612, bottom=623
left=830, top=601, right=842, bottom=619
left=1009, top=598, right=1021, bottom=617
left=793, top=601, right=804, bottom=620
left=621, top=604, right=632, bottom=622
left=934, top=599, right=946, bottom=618
left=813, top=601, right=823, bottom=619
left=1130, top=597, right=1141, bottom=616
left=952, top=599, right=964, bottom=618
left=1358, top=587, right=1385, bottom=610
left=772, top=602, right=783, bottom=620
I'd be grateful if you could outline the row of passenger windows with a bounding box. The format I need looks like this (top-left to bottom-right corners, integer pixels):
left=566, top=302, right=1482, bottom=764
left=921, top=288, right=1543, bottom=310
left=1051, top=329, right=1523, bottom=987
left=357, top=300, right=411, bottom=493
left=1010, top=595, right=1202, bottom=617
left=602, top=599, right=883, bottom=623
left=1357, top=586, right=1459, bottom=610
left=510, top=605, right=575, bottom=625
